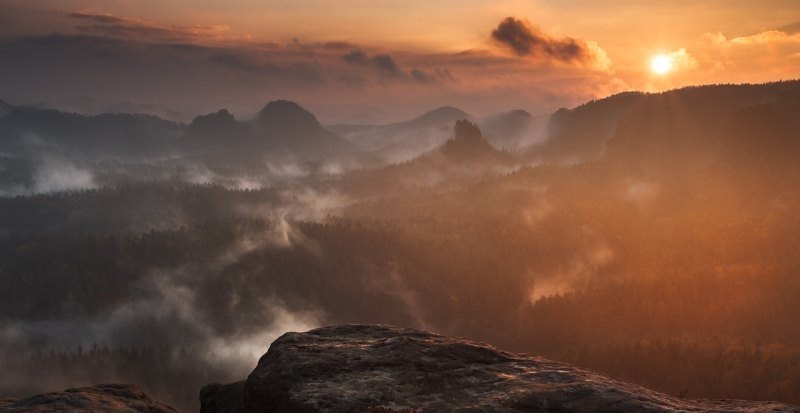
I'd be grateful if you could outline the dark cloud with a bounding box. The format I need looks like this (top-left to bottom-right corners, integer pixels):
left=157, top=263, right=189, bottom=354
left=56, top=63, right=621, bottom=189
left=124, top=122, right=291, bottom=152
left=343, top=50, right=401, bottom=76
left=409, top=68, right=456, bottom=84
left=780, top=21, right=800, bottom=34
left=410, top=68, right=433, bottom=83
left=0, top=9, right=619, bottom=122
left=0, top=33, right=327, bottom=115
left=491, top=17, right=590, bottom=62
left=343, top=50, right=448, bottom=82
left=371, top=54, right=402, bottom=76
left=343, top=49, right=368, bottom=65
left=323, top=41, right=357, bottom=50
left=69, top=12, right=127, bottom=24
left=67, top=11, right=233, bottom=44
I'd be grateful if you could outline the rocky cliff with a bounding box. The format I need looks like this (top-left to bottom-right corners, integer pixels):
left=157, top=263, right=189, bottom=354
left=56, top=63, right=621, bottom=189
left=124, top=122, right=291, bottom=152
left=201, top=325, right=800, bottom=413
left=0, top=384, right=177, bottom=413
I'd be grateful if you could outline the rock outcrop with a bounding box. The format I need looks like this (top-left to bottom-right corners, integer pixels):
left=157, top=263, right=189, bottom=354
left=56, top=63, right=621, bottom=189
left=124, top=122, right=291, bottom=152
left=202, top=324, right=800, bottom=413
left=0, top=384, right=177, bottom=413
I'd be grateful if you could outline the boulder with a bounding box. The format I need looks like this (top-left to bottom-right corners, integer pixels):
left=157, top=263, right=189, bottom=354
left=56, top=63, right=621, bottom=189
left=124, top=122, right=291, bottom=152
left=0, top=384, right=177, bottom=413
left=201, top=382, right=246, bottom=413
left=203, top=324, right=800, bottom=412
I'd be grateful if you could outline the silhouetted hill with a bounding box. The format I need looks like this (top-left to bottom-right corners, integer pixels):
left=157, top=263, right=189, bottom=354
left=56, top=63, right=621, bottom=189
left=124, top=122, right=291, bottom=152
left=338, top=120, right=517, bottom=195
left=0, top=99, right=357, bottom=168
left=31, top=97, right=193, bottom=123
left=0, top=105, right=185, bottom=158
left=250, top=100, right=356, bottom=159
left=402, top=105, right=473, bottom=129
left=526, top=91, right=645, bottom=163
left=327, top=106, right=475, bottom=160
left=528, top=80, right=800, bottom=164
left=606, top=82, right=800, bottom=172
left=184, top=109, right=245, bottom=149
left=183, top=100, right=356, bottom=163
left=437, top=119, right=516, bottom=164
left=480, top=109, right=547, bottom=150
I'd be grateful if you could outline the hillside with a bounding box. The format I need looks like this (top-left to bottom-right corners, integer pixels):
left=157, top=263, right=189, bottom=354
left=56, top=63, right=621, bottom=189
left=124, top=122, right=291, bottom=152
left=337, top=120, right=517, bottom=195
left=4, top=82, right=800, bottom=411
left=328, top=106, right=474, bottom=161
left=528, top=80, right=800, bottom=163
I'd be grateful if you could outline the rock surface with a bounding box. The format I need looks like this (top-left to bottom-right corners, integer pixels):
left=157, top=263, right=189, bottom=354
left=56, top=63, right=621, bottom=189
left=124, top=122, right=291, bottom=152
left=0, top=384, right=177, bottom=413
left=203, top=324, right=800, bottom=413
left=200, top=382, right=246, bottom=413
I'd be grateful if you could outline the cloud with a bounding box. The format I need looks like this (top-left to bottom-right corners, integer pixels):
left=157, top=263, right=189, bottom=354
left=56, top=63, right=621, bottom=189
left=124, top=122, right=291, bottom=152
left=0, top=156, right=97, bottom=196
left=723, top=29, right=800, bottom=46
left=371, top=54, right=402, bottom=76
left=343, top=50, right=402, bottom=77
left=660, top=48, right=698, bottom=71
left=68, top=10, right=241, bottom=45
left=343, top=49, right=368, bottom=65
left=690, top=28, right=800, bottom=82
left=779, top=21, right=800, bottom=35
left=491, top=17, right=592, bottom=63
left=0, top=9, right=625, bottom=122
left=343, top=49, right=455, bottom=84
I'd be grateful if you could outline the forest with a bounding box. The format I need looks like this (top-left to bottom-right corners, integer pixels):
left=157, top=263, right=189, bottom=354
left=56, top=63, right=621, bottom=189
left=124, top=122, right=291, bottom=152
left=1, top=82, right=800, bottom=411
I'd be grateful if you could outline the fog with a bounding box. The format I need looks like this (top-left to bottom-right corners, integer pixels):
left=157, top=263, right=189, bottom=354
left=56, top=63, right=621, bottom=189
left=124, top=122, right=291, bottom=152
left=2, top=81, right=800, bottom=411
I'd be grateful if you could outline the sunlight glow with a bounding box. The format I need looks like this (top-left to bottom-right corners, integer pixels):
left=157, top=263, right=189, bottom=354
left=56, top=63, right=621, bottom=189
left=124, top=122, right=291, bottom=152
left=650, top=54, right=674, bottom=75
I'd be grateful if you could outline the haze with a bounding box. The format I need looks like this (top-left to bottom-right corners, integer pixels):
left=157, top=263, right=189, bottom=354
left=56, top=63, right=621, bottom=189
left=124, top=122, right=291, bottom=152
left=1, top=2, right=800, bottom=412
left=1, top=0, right=798, bottom=121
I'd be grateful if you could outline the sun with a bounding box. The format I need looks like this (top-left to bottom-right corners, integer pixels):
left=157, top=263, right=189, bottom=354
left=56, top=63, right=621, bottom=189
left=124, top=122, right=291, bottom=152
left=650, top=54, right=674, bottom=75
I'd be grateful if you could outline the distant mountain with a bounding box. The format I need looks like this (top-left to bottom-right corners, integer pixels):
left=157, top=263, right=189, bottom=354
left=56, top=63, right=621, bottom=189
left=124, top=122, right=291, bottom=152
left=606, top=82, right=800, bottom=173
left=184, top=109, right=245, bottom=151
left=479, top=109, right=547, bottom=150
left=251, top=100, right=356, bottom=159
left=30, top=97, right=193, bottom=123
left=339, top=120, right=517, bottom=196
left=0, top=104, right=185, bottom=158
left=0, top=98, right=356, bottom=168
left=527, top=80, right=800, bottom=164
left=436, top=119, right=517, bottom=164
left=524, top=91, right=645, bottom=163
left=327, top=106, right=474, bottom=160
left=401, top=106, right=473, bottom=129
left=182, top=100, right=357, bottom=164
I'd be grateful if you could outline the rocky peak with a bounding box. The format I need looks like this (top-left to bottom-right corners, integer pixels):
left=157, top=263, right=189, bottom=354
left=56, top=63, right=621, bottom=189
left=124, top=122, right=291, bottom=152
left=452, top=119, right=483, bottom=144
left=201, top=324, right=799, bottom=413
left=255, top=100, right=322, bottom=131
left=188, top=109, right=239, bottom=134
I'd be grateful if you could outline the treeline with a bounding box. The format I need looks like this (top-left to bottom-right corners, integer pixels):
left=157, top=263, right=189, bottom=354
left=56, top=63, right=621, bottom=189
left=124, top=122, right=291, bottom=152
left=556, top=340, right=800, bottom=404
left=0, top=182, right=282, bottom=236
left=0, top=345, right=225, bottom=412
left=3, top=83, right=800, bottom=409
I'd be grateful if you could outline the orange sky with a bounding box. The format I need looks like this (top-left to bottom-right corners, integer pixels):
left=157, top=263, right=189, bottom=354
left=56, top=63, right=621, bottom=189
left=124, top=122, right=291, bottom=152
left=0, top=0, right=798, bottom=121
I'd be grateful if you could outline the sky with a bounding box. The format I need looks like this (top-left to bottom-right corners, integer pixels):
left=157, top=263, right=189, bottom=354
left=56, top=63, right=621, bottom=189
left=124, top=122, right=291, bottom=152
left=0, top=0, right=798, bottom=123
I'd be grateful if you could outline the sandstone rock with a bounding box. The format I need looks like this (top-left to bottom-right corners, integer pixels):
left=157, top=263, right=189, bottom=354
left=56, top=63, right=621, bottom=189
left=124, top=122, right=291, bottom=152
left=200, top=382, right=246, bottom=413
left=205, top=324, right=800, bottom=413
left=0, top=384, right=177, bottom=413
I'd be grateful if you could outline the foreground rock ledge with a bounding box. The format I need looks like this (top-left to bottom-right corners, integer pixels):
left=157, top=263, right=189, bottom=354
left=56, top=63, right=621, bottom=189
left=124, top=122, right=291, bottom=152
left=202, top=324, right=799, bottom=413
left=0, top=384, right=177, bottom=413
